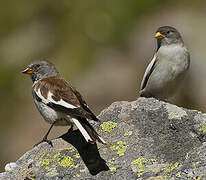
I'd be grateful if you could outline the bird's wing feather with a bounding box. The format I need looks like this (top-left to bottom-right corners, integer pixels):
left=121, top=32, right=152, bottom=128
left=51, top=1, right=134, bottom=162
left=33, top=77, right=96, bottom=119
left=71, top=87, right=99, bottom=121
left=35, top=88, right=78, bottom=109
left=140, top=54, right=158, bottom=90
left=34, top=77, right=80, bottom=107
left=72, top=118, right=93, bottom=142
left=71, top=117, right=106, bottom=144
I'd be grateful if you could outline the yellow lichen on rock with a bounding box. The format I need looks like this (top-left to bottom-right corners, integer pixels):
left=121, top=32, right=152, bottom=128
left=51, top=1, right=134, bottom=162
left=130, top=157, right=156, bottom=178
left=108, top=158, right=115, bottom=164
left=110, top=141, right=128, bottom=156
left=109, top=166, right=117, bottom=172
left=53, top=152, right=61, bottom=159
left=200, top=124, right=206, bottom=133
left=57, top=155, right=75, bottom=168
left=74, top=153, right=80, bottom=159
left=101, top=121, right=117, bottom=132
left=73, top=173, right=80, bottom=177
left=163, top=162, right=181, bottom=172
left=41, top=159, right=51, bottom=167
left=68, top=146, right=75, bottom=152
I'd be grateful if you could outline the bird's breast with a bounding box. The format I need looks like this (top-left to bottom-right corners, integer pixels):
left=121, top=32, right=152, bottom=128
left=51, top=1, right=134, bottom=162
left=158, top=45, right=189, bottom=73
left=33, top=99, right=73, bottom=126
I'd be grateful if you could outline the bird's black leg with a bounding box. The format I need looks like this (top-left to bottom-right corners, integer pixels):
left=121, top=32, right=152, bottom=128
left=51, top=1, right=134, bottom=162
left=34, top=123, right=55, bottom=147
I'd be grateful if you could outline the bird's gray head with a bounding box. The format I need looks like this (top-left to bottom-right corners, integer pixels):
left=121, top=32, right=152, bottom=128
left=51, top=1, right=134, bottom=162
left=155, top=26, right=183, bottom=50
left=22, top=60, right=59, bottom=83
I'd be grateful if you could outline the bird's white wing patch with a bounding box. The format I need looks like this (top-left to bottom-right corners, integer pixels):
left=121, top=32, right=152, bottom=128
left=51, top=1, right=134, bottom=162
left=35, top=88, right=77, bottom=109
left=71, top=118, right=92, bottom=142
left=140, top=54, right=157, bottom=90
left=98, top=136, right=106, bottom=144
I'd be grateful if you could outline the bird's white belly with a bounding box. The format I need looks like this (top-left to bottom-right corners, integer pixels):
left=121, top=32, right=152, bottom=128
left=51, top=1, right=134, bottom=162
left=34, top=100, right=73, bottom=126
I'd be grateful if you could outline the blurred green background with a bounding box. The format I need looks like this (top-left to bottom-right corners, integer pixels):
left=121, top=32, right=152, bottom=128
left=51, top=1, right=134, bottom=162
left=1, top=0, right=206, bottom=172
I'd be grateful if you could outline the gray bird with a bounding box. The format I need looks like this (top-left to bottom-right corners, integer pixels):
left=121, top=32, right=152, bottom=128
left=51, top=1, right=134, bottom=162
left=22, top=60, right=106, bottom=146
left=139, top=26, right=190, bottom=100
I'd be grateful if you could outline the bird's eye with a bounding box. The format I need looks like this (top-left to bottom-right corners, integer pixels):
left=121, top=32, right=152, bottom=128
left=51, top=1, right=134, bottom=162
left=167, top=31, right=170, bottom=34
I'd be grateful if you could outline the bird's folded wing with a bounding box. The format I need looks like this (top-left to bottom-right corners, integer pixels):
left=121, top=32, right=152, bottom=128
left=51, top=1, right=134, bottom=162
left=140, top=54, right=158, bottom=90
left=71, top=87, right=99, bottom=121
left=33, top=77, right=94, bottom=119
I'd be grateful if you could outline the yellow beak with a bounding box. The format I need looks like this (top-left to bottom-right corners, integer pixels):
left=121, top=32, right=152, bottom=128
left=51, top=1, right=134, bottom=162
left=21, top=67, right=33, bottom=74
left=155, top=32, right=164, bottom=39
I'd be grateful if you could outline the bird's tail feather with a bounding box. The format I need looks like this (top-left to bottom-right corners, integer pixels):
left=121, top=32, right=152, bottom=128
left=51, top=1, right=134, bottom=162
left=72, top=118, right=106, bottom=144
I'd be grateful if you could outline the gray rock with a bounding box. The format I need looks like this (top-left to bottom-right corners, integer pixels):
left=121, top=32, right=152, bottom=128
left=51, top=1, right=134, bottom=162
left=1, top=97, right=206, bottom=180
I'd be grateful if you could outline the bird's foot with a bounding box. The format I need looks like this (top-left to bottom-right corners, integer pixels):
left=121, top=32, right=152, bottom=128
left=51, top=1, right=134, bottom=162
left=34, top=138, right=53, bottom=147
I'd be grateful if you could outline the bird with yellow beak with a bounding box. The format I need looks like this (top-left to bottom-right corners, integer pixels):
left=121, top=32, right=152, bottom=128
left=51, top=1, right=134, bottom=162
left=139, top=26, right=190, bottom=100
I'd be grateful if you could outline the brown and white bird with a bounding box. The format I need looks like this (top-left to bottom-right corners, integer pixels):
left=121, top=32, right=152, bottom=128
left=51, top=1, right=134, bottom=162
left=22, top=60, right=105, bottom=146
left=139, top=26, right=190, bottom=100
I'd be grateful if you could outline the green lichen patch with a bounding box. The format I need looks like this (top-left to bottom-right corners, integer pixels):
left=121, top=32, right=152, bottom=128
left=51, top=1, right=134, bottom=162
left=21, top=167, right=28, bottom=172
left=124, top=132, right=129, bottom=136
left=131, top=158, right=147, bottom=172
left=73, top=173, right=80, bottom=177
left=41, top=152, right=77, bottom=170
left=53, top=152, right=61, bottom=159
left=176, top=173, right=181, bottom=178
left=20, top=165, right=34, bottom=179
left=163, top=162, right=182, bottom=173
left=185, top=152, right=189, bottom=160
left=108, top=158, right=116, bottom=164
left=162, top=162, right=182, bottom=178
left=196, top=175, right=206, bottom=180
left=109, top=166, right=117, bottom=172
left=124, top=131, right=132, bottom=137
left=199, top=124, right=206, bottom=133
left=74, top=153, right=80, bottom=159
left=130, top=157, right=156, bottom=178
left=41, top=159, right=51, bottom=167
left=196, top=150, right=201, bottom=155
left=68, top=146, right=75, bottom=152
left=57, top=155, right=75, bottom=168
left=192, top=163, right=197, bottom=169
left=163, top=175, right=171, bottom=179
left=101, top=121, right=117, bottom=132
left=110, top=141, right=128, bottom=156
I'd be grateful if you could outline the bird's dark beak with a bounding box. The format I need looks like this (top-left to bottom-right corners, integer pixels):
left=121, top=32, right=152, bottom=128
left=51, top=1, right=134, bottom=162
left=21, top=67, right=33, bottom=74
left=155, top=32, right=164, bottom=39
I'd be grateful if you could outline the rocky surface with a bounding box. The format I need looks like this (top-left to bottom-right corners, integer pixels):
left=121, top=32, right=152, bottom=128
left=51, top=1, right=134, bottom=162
left=1, top=97, right=206, bottom=180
